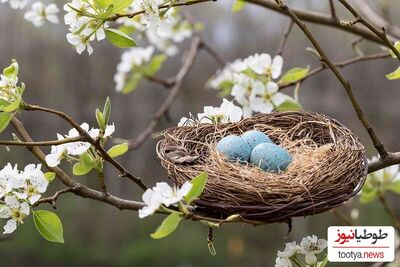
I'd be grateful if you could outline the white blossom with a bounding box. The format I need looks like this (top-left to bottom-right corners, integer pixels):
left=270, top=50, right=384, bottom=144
left=277, top=241, right=300, bottom=258
left=45, top=123, right=115, bottom=167
left=139, top=181, right=192, bottom=218
left=197, top=98, right=243, bottom=124
left=0, top=196, right=30, bottom=234
left=368, top=155, right=400, bottom=183
left=299, top=235, right=327, bottom=257
left=0, top=164, right=25, bottom=198
left=24, top=2, right=59, bottom=27
left=1, top=0, right=28, bottom=9
left=13, top=164, right=48, bottom=204
left=114, top=46, right=155, bottom=92
left=250, top=81, right=288, bottom=113
left=275, top=256, right=292, bottom=267
left=246, top=54, right=283, bottom=78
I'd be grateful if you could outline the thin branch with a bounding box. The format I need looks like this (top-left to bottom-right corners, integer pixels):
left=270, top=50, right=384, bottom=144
left=353, top=0, right=400, bottom=38
left=279, top=51, right=390, bottom=90
left=244, top=0, right=395, bottom=46
left=277, top=20, right=294, bottom=55
left=328, top=0, right=338, bottom=21
left=107, top=0, right=214, bottom=21
left=0, top=136, right=85, bottom=147
left=21, top=104, right=148, bottom=191
left=338, top=0, right=400, bottom=62
left=201, top=40, right=226, bottom=66
left=273, top=0, right=389, bottom=160
left=368, top=152, right=400, bottom=173
left=128, top=37, right=202, bottom=150
left=34, top=187, right=76, bottom=209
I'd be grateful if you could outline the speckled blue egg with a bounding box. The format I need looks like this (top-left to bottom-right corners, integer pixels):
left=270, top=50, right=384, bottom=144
left=216, top=135, right=251, bottom=162
left=241, top=130, right=273, bottom=151
left=250, top=143, right=292, bottom=172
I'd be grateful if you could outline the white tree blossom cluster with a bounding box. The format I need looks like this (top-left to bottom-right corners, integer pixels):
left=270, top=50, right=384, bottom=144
left=114, top=9, right=194, bottom=92
left=1, top=0, right=59, bottom=27
left=45, top=123, right=115, bottom=167
left=178, top=98, right=243, bottom=126
left=208, top=53, right=290, bottom=118
left=0, top=164, right=49, bottom=234
left=139, top=181, right=192, bottom=218
left=0, top=60, right=20, bottom=100
left=64, top=0, right=109, bottom=55
left=120, top=8, right=193, bottom=57
left=275, top=235, right=327, bottom=267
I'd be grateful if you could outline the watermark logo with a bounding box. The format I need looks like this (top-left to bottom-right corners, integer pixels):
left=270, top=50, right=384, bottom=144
left=328, top=226, right=395, bottom=262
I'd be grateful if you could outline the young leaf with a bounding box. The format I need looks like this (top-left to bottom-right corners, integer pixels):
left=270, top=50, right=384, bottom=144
left=1, top=98, right=21, bottom=113
left=232, top=0, right=246, bottom=12
left=359, top=186, right=379, bottom=204
left=3, top=59, right=19, bottom=81
left=73, top=162, right=93, bottom=176
left=107, top=143, right=128, bottom=158
left=276, top=99, right=303, bottom=111
left=122, top=72, right=143, bottom=94
left=96, top=108, right=106, bottom=131
left=80, top=152, right=94, bottom=167
left=279, top=67, right=309, bottom=85
left=0, top=112, right=12, bottom=134
left=387, top=180, right=400, bottom=194
left=150, top=213, right=182, bottom=239
left=93, top=0, right=113, bottom=9
left=385, top=66, right=400, bottom=80
left=105, top=28, right=136, bottom=48
left=44, top=172, right=56, bottom=183
left=102, top=97, right=111, bottom=125
left=389, top=42, right=400, bottom=58
left=184, top=172, right=208, bottom=204
left=143, top=55, right=167, bottom=76
left=112, top=0, right=133, bottom=13
left=33, top=210, right=64, bottom=243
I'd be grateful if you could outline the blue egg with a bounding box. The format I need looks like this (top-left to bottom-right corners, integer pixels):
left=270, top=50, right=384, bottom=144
left=250, top=143, right=292, bottom=172
left=241, top=130, right=273, bottom=151
left=216, top=135, right=251, bottom=162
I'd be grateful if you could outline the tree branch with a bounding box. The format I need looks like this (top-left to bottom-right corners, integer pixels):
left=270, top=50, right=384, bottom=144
left=277, top=20, right=294, bottom=56
left=21, top=104, right=148, bottom=191
left=128, top=37, right=202, bottom=150
left=337, top=0, right=400, bottom=62
left=244, top=0, right=395, bottom=46
left=0, top=136, right=85, bottom=147
left=279, top=52, right=390, bottom=90
left=273, top=0, right=389, bottom=159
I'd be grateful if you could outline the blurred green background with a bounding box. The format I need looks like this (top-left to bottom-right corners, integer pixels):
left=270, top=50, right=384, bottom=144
left=0, top=0, right=399, bottom=266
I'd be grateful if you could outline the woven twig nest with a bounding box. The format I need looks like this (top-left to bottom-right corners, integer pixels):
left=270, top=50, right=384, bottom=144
left=157, top=111, right=367, bottom=224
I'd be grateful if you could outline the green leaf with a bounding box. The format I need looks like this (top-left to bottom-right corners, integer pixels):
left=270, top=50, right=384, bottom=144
left=107, top=143, right=128, bottom=158
left=3, top=59, right=19, bottom=81
left=73, top=162, right=93, bottom=176
left=232, top=0, right=246, bottom=12
left=0, top=112, right=12, bottom=134
left=105, top=28, right=136, bottom=48
left=387, top=180, right=400, bottom=194
left=80, top=152, right=94, bottom=167
left=385, top=66, right=400, bottom=80
left=279, top=67, right=310, bottom=85
left=359, top=186, right=379, bottom=204
left=122, top=72, right=143, bottom=94
left=44, top=172, right=56, bottom=183
left=1, top=98, right=21, bottom=113
left=93, top=0, right=113, bottom=9
left=143, top=54, right=167, bottom=76
left=184, top=172, right=208, bottom=204
left=102, top=97, right=111, bottom=125
left=150, top=213, right=182, bottom=239
left=390, top=42, right=400, bottom=58
left=96, top=108, right=106, bottom=131
left=33, top=210, right=64, bottom=243
left=112, top=0, right=134, bottom=13
left=276, top=99, right=303, bottom=111
left=319, top=255, right=328, bottom=267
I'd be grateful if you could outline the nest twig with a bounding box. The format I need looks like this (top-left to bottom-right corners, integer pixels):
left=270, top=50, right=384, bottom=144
left=157, top=111, right=367, bottom=223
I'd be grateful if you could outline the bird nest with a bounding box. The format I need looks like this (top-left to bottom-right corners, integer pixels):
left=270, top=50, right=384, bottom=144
left=157, top=111, right=367, bottom=224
